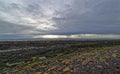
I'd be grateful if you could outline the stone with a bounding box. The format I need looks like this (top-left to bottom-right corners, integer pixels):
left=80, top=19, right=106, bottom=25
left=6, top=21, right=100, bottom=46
left=112, top=53, right=117, bottom=57
left=62, top=60, right=71, bottom=65
left=82, top=58, right=92, bottom=66
left=39, top=65, right=46, bottom=68
left=48, top=66, right=57, bottom=71
left=96, top=65, right=103, bottom=68
left=35, top=72, right=42, bottom=74
left=44, top=73, right=48, bottom=74
left=63, top=67, right=71, bottom=72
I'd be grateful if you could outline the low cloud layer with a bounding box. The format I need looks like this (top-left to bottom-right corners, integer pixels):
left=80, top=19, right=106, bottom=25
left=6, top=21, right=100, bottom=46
left=33, top=34, right=120, bottom=39
left=0, top=0, right=120, bottom=38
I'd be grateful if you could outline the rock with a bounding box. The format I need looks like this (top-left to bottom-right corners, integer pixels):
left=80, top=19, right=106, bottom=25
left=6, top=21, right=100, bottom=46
left=39, top=56, right=46, bottom=60
left=82, top=58, right=92, bottom=66
left=58, top=67, right=63, bottom=71
left=35, top=72, right=42, bottom=74
left=103, top=55, right=110, bottom=60
left=112, top=53, right=117, bottom=57
left=24, top=65, right=31, bottom=71
left=39, top=65, right=46, bottom=68
left=62, top=60, right=71, bottom=65
left=44, top=73, right=48, bottom=74
left=48, top=66, right=57, bottom=71
left=63, top=67, right=71, bottom=72
left=114, top=67, right=120, bottom=72
left=96, top=65, right=103, bottom=68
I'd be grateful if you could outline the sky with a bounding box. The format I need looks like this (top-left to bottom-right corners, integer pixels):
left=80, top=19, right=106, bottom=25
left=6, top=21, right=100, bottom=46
left=0, top=0, right=120, bottom=39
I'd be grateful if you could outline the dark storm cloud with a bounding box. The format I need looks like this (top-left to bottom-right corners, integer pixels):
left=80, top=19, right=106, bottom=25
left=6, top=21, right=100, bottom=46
left=53, top=0, right=120, bottom=34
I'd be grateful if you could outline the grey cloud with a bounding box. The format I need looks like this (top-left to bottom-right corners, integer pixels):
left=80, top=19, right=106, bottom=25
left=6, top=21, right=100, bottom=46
left=52, top=0, right=120, bottom=34
left=0, top=0, right=120, bottom=39
left=0, top=0, right=59, bottom=31
left=0, top=20, right=47, bottom=34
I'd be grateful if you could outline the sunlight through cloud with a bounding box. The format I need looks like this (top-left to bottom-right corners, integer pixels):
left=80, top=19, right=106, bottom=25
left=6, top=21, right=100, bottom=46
left=33, top=34, right=120, bottom=39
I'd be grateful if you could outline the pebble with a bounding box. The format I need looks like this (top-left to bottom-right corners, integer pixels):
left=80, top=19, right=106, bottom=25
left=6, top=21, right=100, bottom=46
left=63, top=67, right=71, bottom=72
